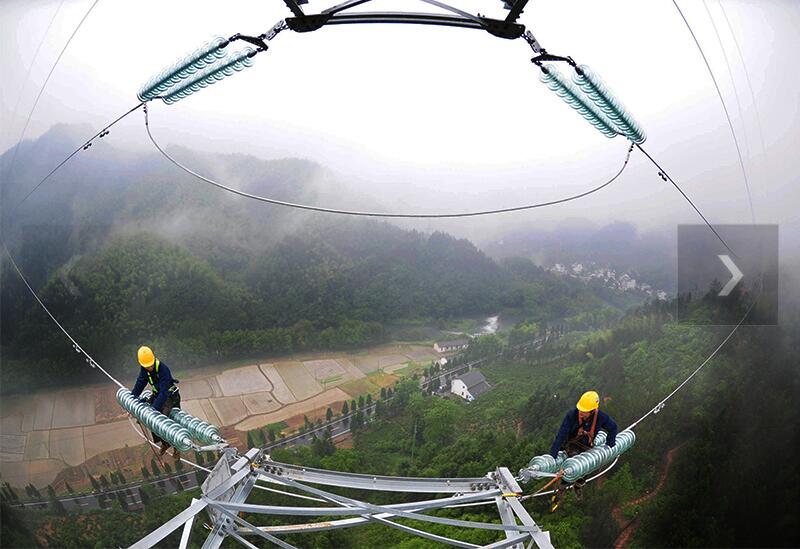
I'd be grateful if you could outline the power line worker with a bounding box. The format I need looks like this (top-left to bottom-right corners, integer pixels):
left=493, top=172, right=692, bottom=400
left=548, top=390, right=617, bottom=511
left=131, top=346, right=182, bottom=458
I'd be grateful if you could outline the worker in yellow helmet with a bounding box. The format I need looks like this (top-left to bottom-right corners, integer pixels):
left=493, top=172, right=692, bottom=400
left=131, top=346, right=181, bottom=458
left=548, top=390, right=618, bottom=511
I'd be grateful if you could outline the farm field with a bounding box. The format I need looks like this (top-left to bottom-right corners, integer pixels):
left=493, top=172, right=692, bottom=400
left=0, top=343, right=442, bottom=489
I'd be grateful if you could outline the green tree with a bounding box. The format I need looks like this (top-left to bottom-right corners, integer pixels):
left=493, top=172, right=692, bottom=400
left=141, top=467, right=150, bottom=479
left=139, top=486, right=151, bottom=507
left=341, top=401, right=349, bottom=415
left=151, top=459, right=161, bottom=478
left=352, top=410, right=364, bottom=431
left=98, top=475, right=110, bottom=489
left=326, top=407, right=333, bottom=422
left=64, top=481, right=74, bottom=494
left=89, top=476, right=101, bottom=492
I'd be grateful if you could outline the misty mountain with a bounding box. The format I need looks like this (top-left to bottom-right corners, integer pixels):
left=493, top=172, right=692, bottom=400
left=484, top=219, right=675, bottom=290
left=1, top=123, right=335, bottom=277
left=0, top=126, right=637, bottom=394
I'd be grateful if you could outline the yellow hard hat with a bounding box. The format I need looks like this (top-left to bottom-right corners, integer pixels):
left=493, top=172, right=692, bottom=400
left=137, top=346, right=155, bottom=367
left=576, top=391, right=600, bottom=412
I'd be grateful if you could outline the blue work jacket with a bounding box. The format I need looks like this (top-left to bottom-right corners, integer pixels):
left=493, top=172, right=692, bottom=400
left=131, top=359, right=178, bottom=411
left=549, top=408, right=618, bottom=458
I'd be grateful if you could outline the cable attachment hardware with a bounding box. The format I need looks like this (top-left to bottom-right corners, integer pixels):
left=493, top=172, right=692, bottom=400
left=229, top=33, right=269, bottom=52
left=531, top=49, right=576, bottom=68
left=653, top=402, right=666, bottom=414
left=522, top=30, right=543, bottom=54
left=265, top=19, right=289, bottom=41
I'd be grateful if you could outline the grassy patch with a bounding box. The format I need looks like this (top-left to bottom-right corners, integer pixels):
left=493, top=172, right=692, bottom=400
left=320, top=374, right=344, bottom=385
left=367, top=371, right=399, bottom=388
left=339, top=378, right=381, bottom=398
left=391, top=360, right=427, bottom=377
left=267, top=421, right=288, bottom=431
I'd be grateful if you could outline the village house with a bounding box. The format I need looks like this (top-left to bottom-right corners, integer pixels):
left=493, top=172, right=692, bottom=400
left=433, top=338, right=469, bottom=353
left=451, top=370, right=491, bottom=402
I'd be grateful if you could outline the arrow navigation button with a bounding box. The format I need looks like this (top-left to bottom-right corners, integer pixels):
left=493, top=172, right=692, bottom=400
left=718, top=254, right=743, bottom=297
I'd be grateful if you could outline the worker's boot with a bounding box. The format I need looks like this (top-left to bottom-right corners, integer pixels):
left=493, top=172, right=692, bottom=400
left=549, top=488, right=565, bottom=513
left=573, top=479, right=585, bottom=501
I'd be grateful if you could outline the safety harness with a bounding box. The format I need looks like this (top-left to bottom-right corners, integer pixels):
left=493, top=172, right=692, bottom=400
left=573, top=409, right=599, bottom=446
left=145, top=359, right=179, bottom=395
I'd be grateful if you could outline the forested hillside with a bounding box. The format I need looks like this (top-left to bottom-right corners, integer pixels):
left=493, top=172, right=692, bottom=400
left=22, top=296, right=798, bottom=547
left=1, top=127, right=615, bottom=394
left=248, top=297, right=798, bottom=547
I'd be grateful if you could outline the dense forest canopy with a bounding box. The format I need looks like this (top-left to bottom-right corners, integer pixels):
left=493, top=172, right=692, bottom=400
left=12, top=296, right=797, bottom=547
left=1, top=128, right=616, bottom=394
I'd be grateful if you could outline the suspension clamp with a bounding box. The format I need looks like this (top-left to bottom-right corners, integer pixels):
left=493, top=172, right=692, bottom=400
left=229, top=33, right=269, bottom=52
left=523, top=30, right=542, bottom=53
left=531, top=50, right=576, bottom=68
left=265, top=19, right=289, bottom=41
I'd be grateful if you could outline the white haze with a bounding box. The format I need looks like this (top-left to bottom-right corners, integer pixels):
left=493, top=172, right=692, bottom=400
left=1, top=0, right=798, bottom=254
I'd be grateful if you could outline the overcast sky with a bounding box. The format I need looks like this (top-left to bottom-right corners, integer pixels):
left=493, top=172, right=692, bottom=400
left=2, top=0, right=798, bottom=246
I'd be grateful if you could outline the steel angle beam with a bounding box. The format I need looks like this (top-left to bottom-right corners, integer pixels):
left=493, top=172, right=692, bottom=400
left=285, top=11, right=525, bottom=39
left=496, top=467, right=522, bottom=496
left=506, top=498, right=553, bottom=549
left=237, top=516, right=369, bottom=535
left=369, top=514, right=479, bottom=548
left=130, top=498, right=209, bottom=549
left=496, top=496, right=523, bottom=549
left=210, top=504, right=298, bottom=549
left=282, top=0, right=306, bottom=17
left=202, top=471, right=259, bottom=549
left=261, top=460, right=497, bottom=493
left=215, top=489, right=500, bottom=516
left=322, top=0, right=374, bottom=15
left=258, top=467, right=537, bottom=533
left=179, top=498, right=199, bottom=549
left=226, top=529, right=260, bottom=549
left=232, top=491, right=501, bottom=538
left=130, top=466, right=251, bottom=549
left=232, top=447, right=260, bottom=471
left=483, top=534, right=532, bottom=549
left=504, top=0, right=530, bottom=23
left=494, top=464, right=552, bottom=549
left=202, top=453, right=235, bottom=525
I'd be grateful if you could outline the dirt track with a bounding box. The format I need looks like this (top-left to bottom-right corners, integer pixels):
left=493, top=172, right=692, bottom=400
left=612, top=445, right=683, bottom=548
